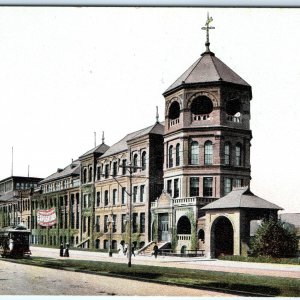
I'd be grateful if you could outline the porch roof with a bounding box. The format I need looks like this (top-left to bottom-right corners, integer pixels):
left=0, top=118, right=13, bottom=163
left=201, top=186, right=282, bottom=211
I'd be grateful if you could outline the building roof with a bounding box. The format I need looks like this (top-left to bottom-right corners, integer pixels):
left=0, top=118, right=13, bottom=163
left=164, top=51, right=250, bottom=95
left=279, top=213, right=300, bottom=228
left=0, top=190, right=18, bottom=202
left=79, top=143, right=110, bottom=159
left=202, top=186, right=283, bottom=211
left=101, top=122, right=164, bottom=159
left=40, top=160, right=81, bottom=184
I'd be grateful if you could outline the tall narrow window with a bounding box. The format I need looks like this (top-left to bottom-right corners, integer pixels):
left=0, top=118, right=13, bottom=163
left=224, top=143, right=231, bottom=165
left=104, top=164, right=109, bottom=178
left=122, top=159, right=127, bottom=175
left=174, top=179, right=179, bottom=198
left=176, top=143, right=180, bottom=166
left=190, top=141, right=199, bottom=165
left=104, top=190, right=109, bottom=206
left=104, top=215, right=108, bottom=232
left=121, top=214, right=126, bottom=232
left=96, top=191, right=100, bottom=207
left=88, top=166, right=93, bottom=182
left=112, top=189, right=117, bottom=205
left=132, top=213, right=138, bottom=233
left=224, top=178, right=232, bottom=195
left=140, top=213, right=145, bottom=233
left=203, top=177, right=213, bottom=197
left=168, top=145, right=173, bottom=168
left=96, top=165, right=101, bottom=180
left=133, top=186, right=138, bottom=203
left=133, top=154, right=138, bottom=173
left=167, top=180, right=172, bottom=196
left=140, top=185, right=145, bottom=202
left=141, top=151, right=146, bottom=171
left=121, top=187, right=126, bottom=204
left=204, top=141, right=213, bottom=165
left=95, top=216, right=100, bottom=232
left=112, top=161, right=118, bottom=177
left=112, top=214, right=117, bottom=233
left=235, top=144, right=242, bottom=166
left=190, top=177, right=199, bottom=197
left=83, top=168, right=87, bottom=183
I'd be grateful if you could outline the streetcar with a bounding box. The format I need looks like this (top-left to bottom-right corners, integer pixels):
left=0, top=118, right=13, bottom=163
left=0, top=224, right=31, bottom=257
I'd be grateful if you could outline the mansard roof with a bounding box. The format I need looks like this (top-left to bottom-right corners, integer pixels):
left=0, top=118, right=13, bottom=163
left=164, top=51, right=250, bottom=96
left=79, top=143, right=110, bottom=159
left=40, top=160, right=80, bottom=184
left=202, top=186, right=282, bottom=211
left=101, top=122, right=164, bottom=159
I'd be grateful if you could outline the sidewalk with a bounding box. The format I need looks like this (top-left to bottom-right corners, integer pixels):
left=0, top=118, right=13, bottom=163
left=31, top=246, right=300, bottom=279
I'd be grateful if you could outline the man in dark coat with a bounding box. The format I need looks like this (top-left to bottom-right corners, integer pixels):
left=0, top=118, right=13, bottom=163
left=59, top=243, right=64, bottom=257
left=153, top=243, right=159, bottom=258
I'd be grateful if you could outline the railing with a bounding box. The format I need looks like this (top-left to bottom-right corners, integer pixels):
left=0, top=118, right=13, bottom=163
left=193, top=114, right=210, bottom=121
left=169, top=118, right=180, bottom=126
left=158, top=249, right=205, bottom=257
left=151, top=197, right=216, bottom=208
left=177, top=234, right=191, bottom=240
left=172, top=197, right=216, bottom=206
left=227, top=115, right=241, bottom=123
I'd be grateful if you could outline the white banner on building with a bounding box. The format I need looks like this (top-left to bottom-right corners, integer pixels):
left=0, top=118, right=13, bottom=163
left=37, top=208, right=57, bottom=227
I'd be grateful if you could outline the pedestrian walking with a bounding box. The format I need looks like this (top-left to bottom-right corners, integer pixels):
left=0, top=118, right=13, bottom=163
left=153, top=243, right=158, bottom=258
left=59, top=243, right=64, bottom=257
left=64, top=243, right=70, bottom=257
left=124, top=243, right=128, bottom=256
left=132, top=245, right=135, bottom=257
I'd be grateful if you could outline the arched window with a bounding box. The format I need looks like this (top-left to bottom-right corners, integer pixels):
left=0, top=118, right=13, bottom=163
left=224, top=142, right=231, bottom=165
left=235, top=143, right=242, bottom=166
left=198, top=229, right=205, bottom=241
left=204, top=141, right=213, bottom=165
left=141, top=151, right=146, bottom=170
left=190, top=141, right=199, bottom=165
left=169, top=101, right=180, bottom=119
left=133, top=153, right=138, bottom=173
left=168, top=145, right=173, bottom=168
left=191, top=96, right=213, bottom=115
left=175, top=143, right=180, bottom=166
left=83, top=168, right=87, bottom=183
left=88, top=166, right=93, bottom=182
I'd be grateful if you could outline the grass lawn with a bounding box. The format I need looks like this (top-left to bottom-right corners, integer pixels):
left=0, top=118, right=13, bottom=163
left=1, top=256, right=299, bottom=297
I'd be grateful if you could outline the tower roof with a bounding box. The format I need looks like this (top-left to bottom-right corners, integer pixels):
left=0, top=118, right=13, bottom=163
left=164, top=51, right=250, bottom=96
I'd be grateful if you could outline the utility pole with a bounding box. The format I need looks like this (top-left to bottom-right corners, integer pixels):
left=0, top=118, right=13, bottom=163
left=110, top=160, right=142, bottom=267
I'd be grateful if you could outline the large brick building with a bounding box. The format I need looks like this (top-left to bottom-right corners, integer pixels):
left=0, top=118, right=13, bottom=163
left=0, top=17, right=287, bottom=257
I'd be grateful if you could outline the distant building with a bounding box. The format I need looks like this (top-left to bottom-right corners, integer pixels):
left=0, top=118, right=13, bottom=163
left=0, top=176, right=43, bottom=228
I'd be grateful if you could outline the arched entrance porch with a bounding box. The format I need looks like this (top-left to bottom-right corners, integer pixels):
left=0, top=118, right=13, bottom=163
left=211, top=216, right=234, bottom=258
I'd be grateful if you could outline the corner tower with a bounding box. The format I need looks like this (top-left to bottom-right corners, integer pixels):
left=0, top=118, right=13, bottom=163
left=163, top=16, right=252, bottom=201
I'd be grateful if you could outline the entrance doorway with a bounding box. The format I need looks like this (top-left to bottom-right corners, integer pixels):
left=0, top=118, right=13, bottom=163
left=212, top=216, right=233, bottom=257
left=158, top=214, right=169, bottom=241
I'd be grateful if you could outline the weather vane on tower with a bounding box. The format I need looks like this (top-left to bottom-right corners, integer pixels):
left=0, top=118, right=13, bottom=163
left=202, top=13, right=215, bottom=53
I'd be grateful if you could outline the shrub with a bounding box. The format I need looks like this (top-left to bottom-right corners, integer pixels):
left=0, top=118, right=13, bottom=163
left=250, top=218, right=298, bottom=258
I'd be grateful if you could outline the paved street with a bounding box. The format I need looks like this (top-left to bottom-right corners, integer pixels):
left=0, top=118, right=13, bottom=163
left=32, top=246, right=300, bottom=279
left=0, top=259, right=232, bottom=296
